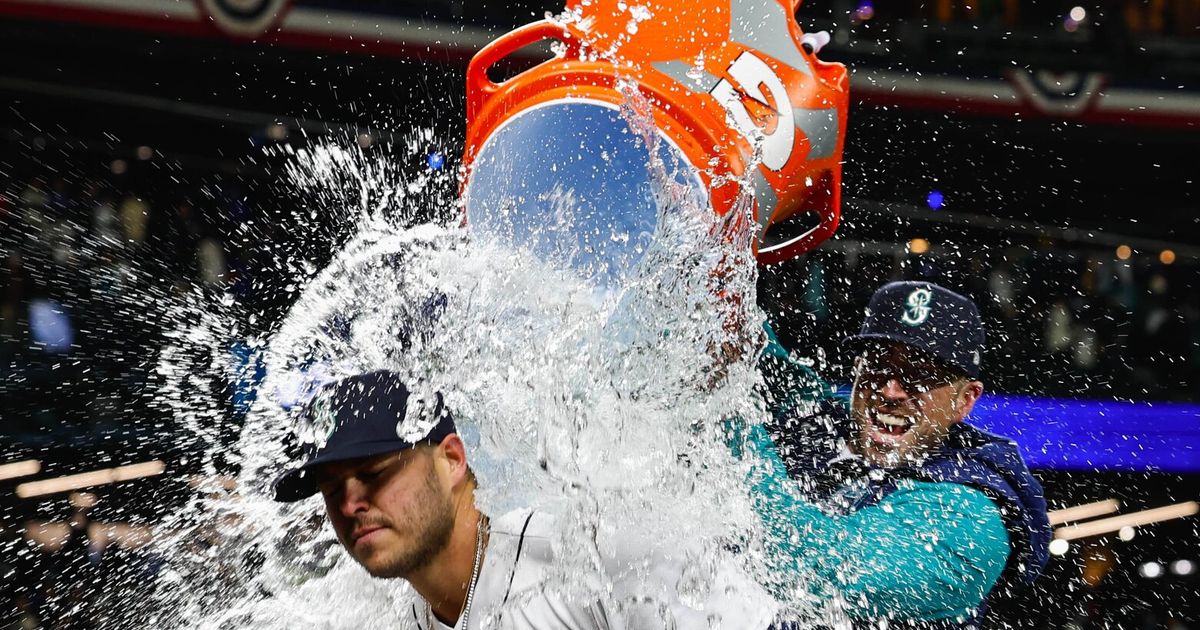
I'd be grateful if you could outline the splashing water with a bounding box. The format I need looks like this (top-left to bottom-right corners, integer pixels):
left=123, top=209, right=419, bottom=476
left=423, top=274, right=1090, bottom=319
left=146, top=97, right=811, bottom=628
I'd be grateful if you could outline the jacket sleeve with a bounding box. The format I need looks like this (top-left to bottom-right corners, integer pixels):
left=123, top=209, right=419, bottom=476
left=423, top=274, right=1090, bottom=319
left=733, top=423, right=1011, bottom=622
left=758, top=322, right=842, bottom=420
left=757, top=323, right=852, bottom=482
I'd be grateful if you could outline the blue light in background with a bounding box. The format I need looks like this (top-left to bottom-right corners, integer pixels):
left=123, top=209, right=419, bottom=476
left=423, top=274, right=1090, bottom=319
left=969, top=395, right=1200, bottom=473
left=29, top=299, right=74, bottom=353
left=831, top=389, right=1200, bottom=473
left=855, top=0, right=875, bottom=20
left=426, top=151, right=445, bottom=170
left=926, top=190, right=945, bottom=210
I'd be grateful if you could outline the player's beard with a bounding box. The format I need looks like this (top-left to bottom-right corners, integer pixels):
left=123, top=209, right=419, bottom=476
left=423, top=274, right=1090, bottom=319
left=359, top=461, right=455, bottom=579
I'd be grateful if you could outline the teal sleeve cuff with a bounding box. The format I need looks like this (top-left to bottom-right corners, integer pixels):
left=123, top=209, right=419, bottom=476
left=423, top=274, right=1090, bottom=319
left=737, top=424, right=1011, bottom=622
left=760, top=322, right=839, bottom=408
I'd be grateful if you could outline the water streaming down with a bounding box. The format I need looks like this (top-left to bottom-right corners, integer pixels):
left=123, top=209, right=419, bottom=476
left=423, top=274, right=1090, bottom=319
left=145, top=100, right=826, bottom=628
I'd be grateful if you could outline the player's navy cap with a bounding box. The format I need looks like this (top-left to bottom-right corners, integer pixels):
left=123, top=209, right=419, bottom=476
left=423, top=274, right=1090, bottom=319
left=272, top=370, right=456, bottom=502
left=844, top=281, right=986, bottom=378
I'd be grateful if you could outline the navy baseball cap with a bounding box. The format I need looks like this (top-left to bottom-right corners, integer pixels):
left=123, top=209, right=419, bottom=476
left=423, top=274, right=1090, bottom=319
left=844, top=281, right=986, bottom=378
left=272, top=370, right=456, bottom=502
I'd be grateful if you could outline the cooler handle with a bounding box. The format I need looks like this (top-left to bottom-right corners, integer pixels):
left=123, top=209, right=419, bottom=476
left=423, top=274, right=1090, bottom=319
left=467, top=20, right=569, bottom=121
left=755, top=170, right=842, bottom=264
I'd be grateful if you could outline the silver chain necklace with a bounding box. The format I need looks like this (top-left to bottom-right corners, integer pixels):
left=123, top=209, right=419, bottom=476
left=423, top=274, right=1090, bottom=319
left=426, top=514, right=487, bottom=629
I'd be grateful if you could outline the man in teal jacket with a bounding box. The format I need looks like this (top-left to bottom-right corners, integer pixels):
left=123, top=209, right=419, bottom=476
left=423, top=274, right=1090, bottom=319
left=735, top=282, right=1051, bottom=627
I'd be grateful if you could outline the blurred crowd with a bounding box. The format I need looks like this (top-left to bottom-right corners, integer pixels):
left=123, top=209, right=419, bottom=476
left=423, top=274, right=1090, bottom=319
left=919, top=0, right=1200, bottom=36
left=0, top=166, right=245, bottom=628
left=767, top=244, right=1199, bottom=401
left=337, top=0, right=1200, bottom=37
left=1, top=492, right=160, bottom=630
left=0, top=162, right=275, bottom=445
left=840, top=0, right=1200, bottom=37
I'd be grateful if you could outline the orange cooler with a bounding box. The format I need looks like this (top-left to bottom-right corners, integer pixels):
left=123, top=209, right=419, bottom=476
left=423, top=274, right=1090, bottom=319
left=462, top=0, right=848, bottom=285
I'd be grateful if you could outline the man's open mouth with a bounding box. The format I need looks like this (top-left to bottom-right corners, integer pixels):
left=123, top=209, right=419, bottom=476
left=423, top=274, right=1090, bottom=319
left=870, top=411, right=915, bottom=437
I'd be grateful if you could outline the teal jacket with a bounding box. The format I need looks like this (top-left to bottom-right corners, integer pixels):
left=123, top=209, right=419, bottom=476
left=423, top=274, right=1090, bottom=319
left=736, top=328, right=1011, bottom=623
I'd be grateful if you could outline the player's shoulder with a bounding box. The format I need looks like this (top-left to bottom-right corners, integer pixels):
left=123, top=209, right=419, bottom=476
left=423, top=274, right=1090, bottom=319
left=490, top=508, right=557, bottom=566
left=483, top=509, right=560, bottom=609
left=491, top=508, right=556, bottom=539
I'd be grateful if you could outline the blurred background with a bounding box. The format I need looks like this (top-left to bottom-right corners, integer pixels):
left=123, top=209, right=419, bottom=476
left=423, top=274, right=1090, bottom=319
left=0, top=0, right=1197, bottom=628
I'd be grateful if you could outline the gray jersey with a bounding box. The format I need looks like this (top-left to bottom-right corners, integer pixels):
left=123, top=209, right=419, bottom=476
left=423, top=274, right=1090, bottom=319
left=411, top=510, right=777, bottom=630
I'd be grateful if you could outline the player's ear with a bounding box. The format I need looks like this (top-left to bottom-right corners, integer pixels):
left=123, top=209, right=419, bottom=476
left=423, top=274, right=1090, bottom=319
left=954, top=380, right=984, bottom=421
left=435, top=434, right=470, bottom=487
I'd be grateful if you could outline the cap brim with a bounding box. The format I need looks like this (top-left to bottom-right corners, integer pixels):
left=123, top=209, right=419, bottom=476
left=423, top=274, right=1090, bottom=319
left=842, top=332, right=969, bottom=376
left=271, top=440, right=417, bottom=503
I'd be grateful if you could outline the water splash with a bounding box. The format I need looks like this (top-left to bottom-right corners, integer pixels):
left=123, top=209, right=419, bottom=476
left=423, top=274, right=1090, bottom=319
left=147, top=104, right=794, bottom=627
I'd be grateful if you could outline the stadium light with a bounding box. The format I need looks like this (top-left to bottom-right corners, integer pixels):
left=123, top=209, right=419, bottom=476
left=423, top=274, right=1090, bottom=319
left=1139, top=562, right=1163, bottom=579
left=1054, top=501, right=1200, bottom=541
left=0, top=460, right=41, bottom=482
left=15, top=461, right=166, bottom=498
left=1048, top=539, right=1070, bottom=556
left=1047, top=499, right=1121, bottom=525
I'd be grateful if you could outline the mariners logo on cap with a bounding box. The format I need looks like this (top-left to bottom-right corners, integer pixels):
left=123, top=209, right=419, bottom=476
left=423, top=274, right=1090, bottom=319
left=397, top=387, right=443, bottom=443
left=901, top=287, right=933, bottom=326
left=301, top=391, right=338, bottom=450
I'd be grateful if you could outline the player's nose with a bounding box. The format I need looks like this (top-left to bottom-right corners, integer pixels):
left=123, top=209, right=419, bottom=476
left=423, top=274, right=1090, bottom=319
left=330, top=478, right=371, bottom=518
left=880, top=378, right=909, bottom=401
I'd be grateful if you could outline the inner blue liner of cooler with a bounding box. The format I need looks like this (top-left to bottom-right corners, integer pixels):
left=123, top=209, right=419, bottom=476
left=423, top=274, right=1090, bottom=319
left=465, top=101, right=704, bottom=289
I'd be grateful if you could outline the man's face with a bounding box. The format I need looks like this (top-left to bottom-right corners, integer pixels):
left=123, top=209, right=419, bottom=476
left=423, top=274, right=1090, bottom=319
left=849, top=342, right=981, bottom=467
left=315, top=448, right=455, bottom=579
